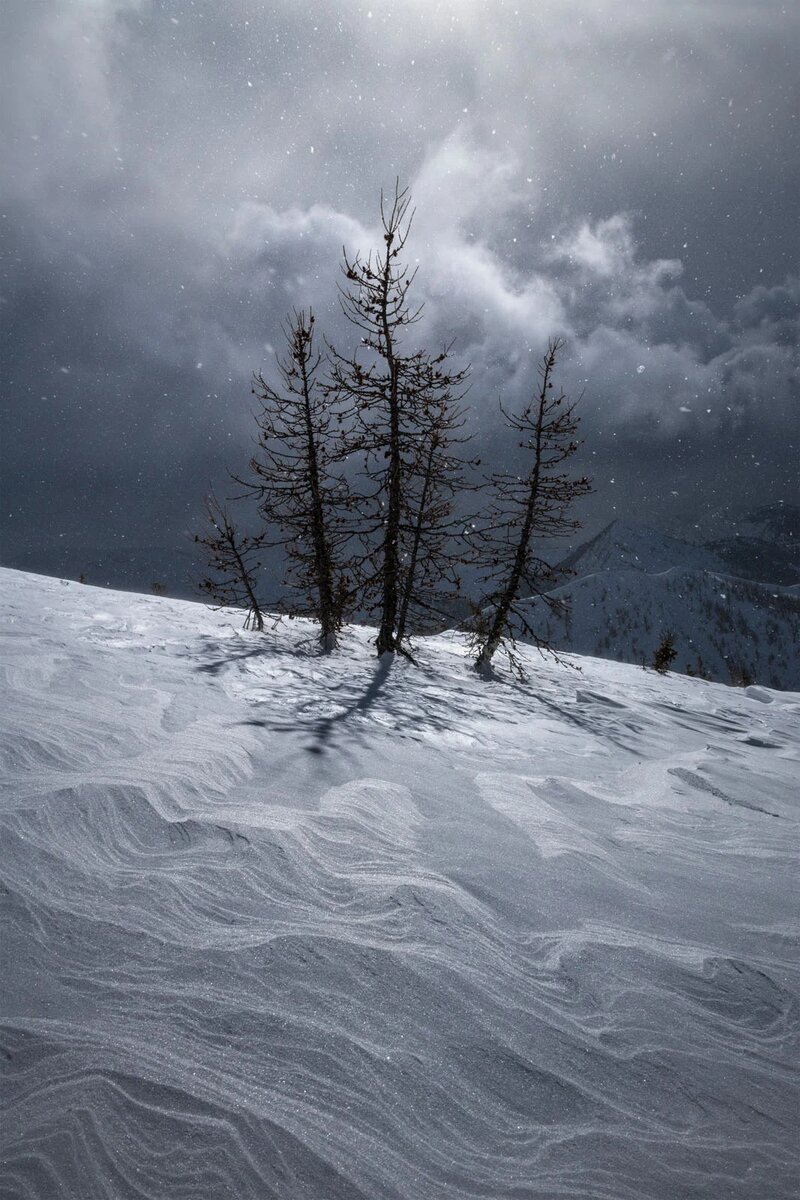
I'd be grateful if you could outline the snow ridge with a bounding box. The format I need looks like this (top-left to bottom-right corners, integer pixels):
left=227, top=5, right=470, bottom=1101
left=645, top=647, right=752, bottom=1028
left=1, top=568, right=798, bottom=1199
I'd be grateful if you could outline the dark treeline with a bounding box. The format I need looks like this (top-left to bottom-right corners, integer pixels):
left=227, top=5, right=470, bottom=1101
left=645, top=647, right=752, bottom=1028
left=197, top=184, right=590, bottom=675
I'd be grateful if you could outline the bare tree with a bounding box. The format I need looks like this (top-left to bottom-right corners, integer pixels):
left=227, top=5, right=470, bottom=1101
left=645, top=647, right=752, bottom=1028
left=327, top=182, right=470, bottom=655
left=195, top=492, right=265, bottom=631
left=395, top=383, right=478, bottom=645
left=473, top=338, right=591, bottom=675
left=242, top=309, right=354, bottom=651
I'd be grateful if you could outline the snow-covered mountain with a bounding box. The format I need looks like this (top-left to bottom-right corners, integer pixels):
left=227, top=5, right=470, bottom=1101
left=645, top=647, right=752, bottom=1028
left=560, top=519, right=732, bottom=577
left=704, top=502, right=800, bottom=587
left=2, top=567, right=799, bottom=1199
left=718, top=500, right=799, bottom=547
left=536, top=520, right=800, bottom=690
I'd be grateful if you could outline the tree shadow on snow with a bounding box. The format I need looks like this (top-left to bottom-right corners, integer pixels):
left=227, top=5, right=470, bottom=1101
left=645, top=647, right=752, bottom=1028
left=193, top=628, right=331, bottom=675
left=235, top=651, right=460, bottom=756
left=305, top=653, right=395, bottom=755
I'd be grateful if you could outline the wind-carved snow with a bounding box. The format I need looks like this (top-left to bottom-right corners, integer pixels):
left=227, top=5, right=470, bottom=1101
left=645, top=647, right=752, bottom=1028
left=1, top=568, right=798, bottom=1199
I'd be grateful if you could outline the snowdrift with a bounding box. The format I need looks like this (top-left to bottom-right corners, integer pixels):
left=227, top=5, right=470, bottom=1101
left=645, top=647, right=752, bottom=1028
left=1, top=568, right=798, bottom=1199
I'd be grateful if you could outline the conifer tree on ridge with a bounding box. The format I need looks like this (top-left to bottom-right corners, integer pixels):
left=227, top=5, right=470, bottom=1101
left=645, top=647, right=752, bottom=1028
left=473, top=338, right=591, bottom=675
left=327, top=182, right=470, bottom=655
left=242, top=309, right=355, bottom=651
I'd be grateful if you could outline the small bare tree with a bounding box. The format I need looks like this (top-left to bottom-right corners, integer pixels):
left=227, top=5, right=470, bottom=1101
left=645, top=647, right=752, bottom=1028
left=473, top=338, right=591, bottom=675
left=242, top=309, right=354, bottom=651
left=327, top=182, right=470, bottom=655
left=195, top=492, right=265, bottom=631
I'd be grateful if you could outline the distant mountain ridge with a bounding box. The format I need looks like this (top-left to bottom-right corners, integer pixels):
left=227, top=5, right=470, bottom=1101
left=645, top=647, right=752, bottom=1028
left=561, top=504, right=799, bottom=585
left=527, top=512, right=800, bottom=690
left=0, top=542, right=203, bottom=599
left=560, top=520, right=731, bottom=578
left=703, top=502, right=799, bottom=587
left=724, top=501, right=799, bottom=545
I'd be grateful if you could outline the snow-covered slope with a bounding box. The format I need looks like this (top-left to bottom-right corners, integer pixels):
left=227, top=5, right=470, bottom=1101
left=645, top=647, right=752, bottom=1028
left=546, top=521, right=800, bottom=689
left=2, top=568, right=799, bottom=1199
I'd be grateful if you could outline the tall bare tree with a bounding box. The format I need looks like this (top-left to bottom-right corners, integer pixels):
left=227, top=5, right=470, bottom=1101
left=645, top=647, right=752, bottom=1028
left=242, top=309, right=354, bottom=651
left=473, top=338, right=591, bottom=675
left=327, top=183, right=470, bottom=655
left=195, top=492, right=265, bottom=631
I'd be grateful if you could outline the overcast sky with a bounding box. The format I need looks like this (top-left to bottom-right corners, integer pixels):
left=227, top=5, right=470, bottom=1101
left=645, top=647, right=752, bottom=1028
left=1, top=0, right=798, bottom=567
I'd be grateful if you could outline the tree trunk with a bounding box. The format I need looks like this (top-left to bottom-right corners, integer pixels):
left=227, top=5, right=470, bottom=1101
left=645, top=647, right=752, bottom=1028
left=396, top=435, right=436, bottom=646
left=376, top=254, right=401, bottom=655
left=299, top=350, right=338, bottom=650
left=475, top=363, right=549, bottom=671
left=230, top=538, right=264, bottom=633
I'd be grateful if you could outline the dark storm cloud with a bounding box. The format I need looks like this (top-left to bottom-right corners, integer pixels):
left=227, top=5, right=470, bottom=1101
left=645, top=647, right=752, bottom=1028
left=1, top=0, right=797, bottom=567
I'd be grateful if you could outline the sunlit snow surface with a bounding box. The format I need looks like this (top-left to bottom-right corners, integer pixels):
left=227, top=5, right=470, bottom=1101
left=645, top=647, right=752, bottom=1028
left=1, top=568, right=798, bottom=1199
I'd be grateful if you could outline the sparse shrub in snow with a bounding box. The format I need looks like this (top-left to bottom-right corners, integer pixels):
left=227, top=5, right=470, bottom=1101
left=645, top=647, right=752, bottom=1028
left=685, top=654, right=711, bottom=681
left=728, top=660, right=755, bottom=688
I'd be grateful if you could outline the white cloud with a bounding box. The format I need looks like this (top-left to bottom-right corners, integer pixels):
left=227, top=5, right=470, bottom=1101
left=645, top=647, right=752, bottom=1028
left=203, top=142, right=796, bottom=457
